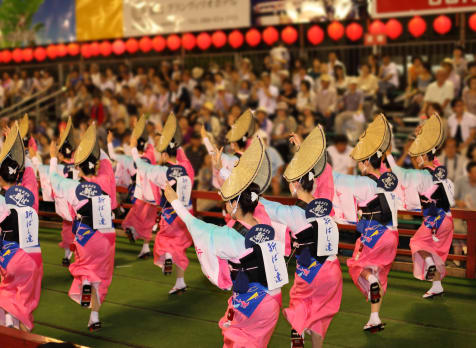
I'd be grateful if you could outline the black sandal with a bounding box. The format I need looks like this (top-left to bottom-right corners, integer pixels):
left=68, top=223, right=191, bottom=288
left=125, top=228, right=136, bottom=244
left=62, top=258, right=70, bottom=267
left=88, top=321, right=101, bottom=332
left=291, top=329, right=304, bottom=347
left=364, top=322, right=385, bottom=333
left=168, top=286, right=187, bottom=295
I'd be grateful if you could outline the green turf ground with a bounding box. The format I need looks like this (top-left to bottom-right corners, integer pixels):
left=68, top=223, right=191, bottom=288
left=31, top=227, right=476, bottom=348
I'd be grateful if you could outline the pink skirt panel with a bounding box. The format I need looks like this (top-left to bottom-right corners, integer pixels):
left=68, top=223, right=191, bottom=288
left=122, top=199, right=157, bottom=242
left=283, top=258, right=342, bottom=338
left=347, top=228, right=398, bottom=298
left=69, top=231, right=116, bottom=305
left=219, top=293, right=281, bottom=348
left=154, top=217, right=193, bottom=271
left=0, top=250, right=43, bottom=330
left=59, top=220, right=74, bottom=249
left=410, top=215, right=454, bottom=280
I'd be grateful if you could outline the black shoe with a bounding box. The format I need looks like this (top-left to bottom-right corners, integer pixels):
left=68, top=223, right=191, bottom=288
left=363, top=322, right=385, bottom=333
left=81, top=284, right=92, bottom=307
left=62, top=258, right=70, bottom=267
left=125, top=228, right=136, bottom=244
left=291, top=329, right=304, bottom=347
left=163, top=259, right=173, bottom=275
left=370, top=282, right=381, bottom=304
left=168, top=286, right=187, bottom=295
left=425, top=265, right=436, bottom=281
left=88, top=321, right=101, bottom=332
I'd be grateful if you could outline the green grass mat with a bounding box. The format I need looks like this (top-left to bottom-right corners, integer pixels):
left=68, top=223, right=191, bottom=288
left=29, top=228, right=476, bottom=348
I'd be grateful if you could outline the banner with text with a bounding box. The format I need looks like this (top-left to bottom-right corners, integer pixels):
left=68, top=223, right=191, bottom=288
left=370, top=0, right=476, bottom=18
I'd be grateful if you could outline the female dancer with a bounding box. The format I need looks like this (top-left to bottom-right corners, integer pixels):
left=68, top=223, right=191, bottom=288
left=49, top=123, right=117, bottom=331
left=163, top=137, right=288, bottom=347
left=390, top=114, right=453, bottom=298
left=131, top=113, right=194, bottom=294
left=259, top=126, right=342, bottom=348
left=0, top=123, right=42, bottom=331
left=109, top=115, right=158, bottom=259
left=334, top=115, right=399, bottom=332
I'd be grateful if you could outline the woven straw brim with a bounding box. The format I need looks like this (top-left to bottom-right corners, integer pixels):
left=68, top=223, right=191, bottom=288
left=220, top=137, right=267, bottom=201
left=0, top=123, right=25, bottom=169
left=57, top=116, right=74, bottom=151
left=19, top=114, right=29, bottom=139
left=226, top=109, right=255, bottom=143
left=74, top=123, right=98, bottom=165
left=409, top=114, right=444, bottom=156
left=350, top=114, right=389, bottom=161
left=132, top=114, right=148, bottom=140
left=283, top=126, right=326, bottom=182
left=157, top=113, right=181, bottom=152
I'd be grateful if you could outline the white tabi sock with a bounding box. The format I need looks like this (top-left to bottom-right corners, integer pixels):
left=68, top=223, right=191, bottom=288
left=369, top=312, right=381, bottom=325
left=165, top=252, right=172, bottom=260
left=367, top=274, right=379, bottom=285
left=174, top=277, right=186, bottom=289
left=141, top=243, right=150, bottom=254
left=425, top=256, right=435, bottom=268
left=64, top=248, right=72, bottom=260
left=89, top=311, right=99, bottom=325
left=83, top=279, right=91, bottom=286
left=5, top=313, right=13, bottom=327
left=429, top=280, right=443, bottom=293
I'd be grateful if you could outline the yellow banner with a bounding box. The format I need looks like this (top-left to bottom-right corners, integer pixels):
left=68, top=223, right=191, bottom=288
left=76, top=0, right=123, bottom=41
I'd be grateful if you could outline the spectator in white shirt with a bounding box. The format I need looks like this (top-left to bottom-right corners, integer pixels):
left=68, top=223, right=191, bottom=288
left=257, top=72, right=279, bottom=115
left=296, top=80, right=316, bottom=114
left=442, top=59, right=461, bottom=97
left=447, top=98, right=476, bottom=148
left=437, top=137, right=466, bottom=182
left=255, top=106, right=273, bottom=137
left=378, top=54, right=399, bottom=106
left=423, top=68, right=454, bottom=116
left=327, top=134, right=355, bottom=174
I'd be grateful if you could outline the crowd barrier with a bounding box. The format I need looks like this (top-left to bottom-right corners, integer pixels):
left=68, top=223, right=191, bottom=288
left=37, top=187, right=476, bottom=279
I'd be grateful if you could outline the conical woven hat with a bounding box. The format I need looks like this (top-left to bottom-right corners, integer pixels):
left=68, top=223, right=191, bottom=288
left=220, top=137, right=270, bottom=201
left=132, top=114, right=148, bottom=141
left=19, top=114, right=29, bottom=139
left=57, top=116, right=76, bottom=152
left=226, top=109, right=256, bottom=143
left=284, top=125, right=326, bottom=182
left=157, top=113, right=183, bottom=152
left=0, top=123, right=25, bottom=170
left=74, top=123, right=99, bottom=165
left=409, top=114, right=445, bottom=157
left=350, top=114, right=389, bottom=161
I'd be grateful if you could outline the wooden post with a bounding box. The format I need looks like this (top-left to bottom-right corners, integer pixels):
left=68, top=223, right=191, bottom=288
left=466, top=214, right=476, bottom=279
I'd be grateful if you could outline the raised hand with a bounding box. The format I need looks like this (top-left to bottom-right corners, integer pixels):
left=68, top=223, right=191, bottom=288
left=164, top=183, right=178, bottom=203
left=130, top=135, right=138, bottom=148
left=211, top=145, right=223, bottom=171
left=50, top=140, right=58, bottom=159
left=289, top=132, right=302, bottom=148
left=107, top=131, right=114, bottom=144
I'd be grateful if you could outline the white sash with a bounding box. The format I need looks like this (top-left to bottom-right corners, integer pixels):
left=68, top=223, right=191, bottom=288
left=92, top=195, right=113, bottom=230
left=259, top=240, right=289, bottom=291
left=314, top=217, right=339, bottom=257
left=8, top=205, right=39, bottom=249
left=176, top=176, right=192, bottom=209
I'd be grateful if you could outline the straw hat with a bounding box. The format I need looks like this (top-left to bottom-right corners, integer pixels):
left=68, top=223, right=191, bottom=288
left=219, top=137, right=271, bottom=201
left=157, top=113, right=183, bottom=152
left=350, top=114, right=391, bottom=161
left=0, top=123, right=25, bottom=170
left=192, top=67, right=204, bottom=80
left=284, top=125, right=326, bottom=182
left=226, top=109, right=256, bottom=143
left=57, top=116, right=76, bottom=152
left=74, top=123, right=99, bottom=165
left=19, top=114, right=29, bottom=140
left=203, top=102, right=214, bottom=112
left=132, top=114, right=148, bottom=141
left=408, top=114, right=445, bottom=157
left=320, top=74, right=331, bottom=82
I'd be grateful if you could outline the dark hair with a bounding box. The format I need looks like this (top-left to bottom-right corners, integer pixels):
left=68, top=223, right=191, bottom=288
left=468, top=61, right=476, bottom=70
left=467, top=75, right=476, bottom=87
left=454, top=45, right=465, bottom=53
left=78, top=153, right=98, bottom=176
left=59, top=140, right=74, bottom=159
left=0, top=156, right=21, bottom=184
left=427, top=152, right=436, bottom=161
left=451, top=98, right=463, bottom=108
left=300, top=80, right=311, bottom=91
left=333, top=134, right=348, bottom=144
left=412, top=56, right=422, bottom=64
left=235, top=138, right=247, bottom=150
left=467, top=161, right=476, bottom=173
left=368, top=153, right=382, bottom=169
left=231, top=183, right=260, bottom=215
left=429, top=102, right=444, bottom=116
left=299, top=172, right=315, bottom=193
left=137, top=137, right=147, bottom=152
left=165, top=145, right=178, bottom=157
left=466, top=143, right=476, bottom=160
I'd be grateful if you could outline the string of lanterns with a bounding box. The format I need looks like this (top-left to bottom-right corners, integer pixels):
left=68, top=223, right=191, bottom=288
left=1, top=14, right=475, bottom=64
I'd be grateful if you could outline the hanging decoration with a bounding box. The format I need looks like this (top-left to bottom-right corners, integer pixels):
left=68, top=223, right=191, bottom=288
left=307, top=25, right=324, bottom=45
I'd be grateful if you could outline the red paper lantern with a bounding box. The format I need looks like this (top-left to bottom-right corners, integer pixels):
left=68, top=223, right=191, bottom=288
left=89, top=41, right=100, bottom=56
left=139, top=37, right=152, bottom=53
left=112, top=39, right=126, bottom=55
left=125, top=38, right=139, bottom=54
left=211, top=30, right=227, bottom=48
left=346, top=22, right=363, bottom=41
left=307, top=25, right=324, bottom=45
left=46, top=44, right=57, bottom=59
left=469, top=13, right=476, bottom=32
left=22, top=48, right=33, bottom=62
left=1, top=50, right=11, bottom=63
left=263, top=26, right=279, bottom=45
left=369, top=20, right=385, bottom=35
left=12, top=48, right=23, bottom=63
left=167, top=35, right=181, bottom=51
left=281, top=26, right=298, bottom=45
left=246, top=28, right=261, bottom=47
left=56, top=44, right=67, bottom=57
left=34, top=47, right=46, bottom=61
left=182, top=33, right=196, bottom=51
left=327, top=21, right=344, bottom=41
left=81, top=44, right=91, bottom=58
left=152, top=36, right=166, bottom=52
left=385, top=19, right=403, bottom=40
left=197, top=32, right=211, bottom=50
left=67, top=43, right=80, bottom=56
left=100, top=41, right=112, bottom=56
left=433, top=15, right=452, bottom=35
left=408, top=16, right=426, bottom=38
left=228, top=30, right=244, bottom=49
